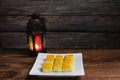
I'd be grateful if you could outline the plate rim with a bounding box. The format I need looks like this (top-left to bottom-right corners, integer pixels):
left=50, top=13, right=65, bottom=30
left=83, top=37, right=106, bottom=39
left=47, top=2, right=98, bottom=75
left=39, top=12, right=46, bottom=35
left=29, top=53, right=85, bottom=76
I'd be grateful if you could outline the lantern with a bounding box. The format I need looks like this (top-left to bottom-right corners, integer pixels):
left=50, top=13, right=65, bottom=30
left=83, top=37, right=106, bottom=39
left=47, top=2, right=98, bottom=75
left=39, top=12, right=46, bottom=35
left=27, top=13, right=46, bottom=56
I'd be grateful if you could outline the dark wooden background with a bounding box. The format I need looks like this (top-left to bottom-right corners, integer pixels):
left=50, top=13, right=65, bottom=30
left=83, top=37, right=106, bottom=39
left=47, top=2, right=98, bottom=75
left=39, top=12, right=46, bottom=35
left=0, top=0, right=120, bottom=49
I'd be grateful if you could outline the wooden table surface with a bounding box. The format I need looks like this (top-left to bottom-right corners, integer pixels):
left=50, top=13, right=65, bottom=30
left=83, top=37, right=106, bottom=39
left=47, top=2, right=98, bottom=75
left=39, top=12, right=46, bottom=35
left=0, top=49, right=120, bottom=80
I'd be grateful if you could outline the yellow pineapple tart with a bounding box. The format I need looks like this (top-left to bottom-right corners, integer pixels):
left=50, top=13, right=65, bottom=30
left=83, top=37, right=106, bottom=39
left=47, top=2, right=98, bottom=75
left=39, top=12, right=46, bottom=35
left=42, top=63, right=53, bottom=72
left=53, top=62, right=62, bottom=72
left=62, top=62, right=73, bottom=72
left=42, top=54, right=74, bottom=72
left=55, top=55, right=63, bottom=60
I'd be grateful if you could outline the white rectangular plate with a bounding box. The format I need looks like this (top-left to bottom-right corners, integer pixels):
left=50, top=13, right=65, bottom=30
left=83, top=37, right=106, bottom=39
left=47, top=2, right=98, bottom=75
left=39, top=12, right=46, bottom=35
left=29, top=53, right=85, bottom=76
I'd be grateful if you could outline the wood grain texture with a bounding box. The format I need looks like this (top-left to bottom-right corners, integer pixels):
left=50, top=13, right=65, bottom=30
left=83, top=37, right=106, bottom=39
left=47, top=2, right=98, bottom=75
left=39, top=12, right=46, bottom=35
left=0, top=0, right=120, bottom=49
left=0, top=32, right=120, bottom=49
left=0, top=49, right=120, bottom=80
left=0, top=0, right=120, bottom=15
left=0, top=33, right=27, bottom=49
left=0, top=16, right=120, bottom=32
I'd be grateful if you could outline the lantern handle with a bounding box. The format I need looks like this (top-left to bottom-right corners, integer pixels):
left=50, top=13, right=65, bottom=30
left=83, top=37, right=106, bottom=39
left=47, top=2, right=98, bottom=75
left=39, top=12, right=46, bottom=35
left=28, top=12, right=46, bottom=32
left=31, top=12, right=39, bottom=19
left=31, top=12, right=46, bottom=22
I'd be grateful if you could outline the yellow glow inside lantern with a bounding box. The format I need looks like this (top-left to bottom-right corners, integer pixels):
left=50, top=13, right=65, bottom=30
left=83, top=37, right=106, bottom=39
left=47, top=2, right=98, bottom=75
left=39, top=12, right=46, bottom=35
left=28, top=36, right=33, bottom=51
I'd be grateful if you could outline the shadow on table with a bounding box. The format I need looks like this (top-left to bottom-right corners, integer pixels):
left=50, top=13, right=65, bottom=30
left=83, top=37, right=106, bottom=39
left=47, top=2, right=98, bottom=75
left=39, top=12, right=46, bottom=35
left=25, top=75, right=81, bottom=80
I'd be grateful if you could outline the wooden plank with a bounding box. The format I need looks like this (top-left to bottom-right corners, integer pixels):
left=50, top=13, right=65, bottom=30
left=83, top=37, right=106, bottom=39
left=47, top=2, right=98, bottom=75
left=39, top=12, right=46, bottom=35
left=0, top=15, right=120, bottom=32
left=0, top=0, right=120, bottom=15
left=0, top=32, right=120, bottom=49
left=1, top=49, right=120, bottom=62
left=0, top=50, right=120, bottom=80
left=0, top=33, right=27, bottom=49
left=1, top=62, right=120, bottom=80
left=46, top=32, right=120, bottom=48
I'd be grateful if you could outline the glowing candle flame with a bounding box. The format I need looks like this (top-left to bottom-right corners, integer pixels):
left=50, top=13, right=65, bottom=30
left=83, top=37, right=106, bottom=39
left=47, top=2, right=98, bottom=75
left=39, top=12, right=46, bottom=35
left=34, top=35, right=42, bottom=52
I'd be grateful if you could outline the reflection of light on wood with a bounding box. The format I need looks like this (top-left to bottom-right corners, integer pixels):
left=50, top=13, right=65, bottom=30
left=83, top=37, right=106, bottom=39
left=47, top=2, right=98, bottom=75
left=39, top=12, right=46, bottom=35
left=35, top=35, right=42, bottom=52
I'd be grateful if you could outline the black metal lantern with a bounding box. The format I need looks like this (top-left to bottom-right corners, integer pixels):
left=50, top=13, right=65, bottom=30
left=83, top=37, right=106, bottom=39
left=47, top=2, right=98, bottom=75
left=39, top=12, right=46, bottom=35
left=27, top=13, right=46, bottom=56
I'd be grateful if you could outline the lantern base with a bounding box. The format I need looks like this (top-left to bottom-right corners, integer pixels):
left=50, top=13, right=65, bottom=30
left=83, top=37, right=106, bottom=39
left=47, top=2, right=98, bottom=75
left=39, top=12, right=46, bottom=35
left=28, top=49, right=47, bottom=57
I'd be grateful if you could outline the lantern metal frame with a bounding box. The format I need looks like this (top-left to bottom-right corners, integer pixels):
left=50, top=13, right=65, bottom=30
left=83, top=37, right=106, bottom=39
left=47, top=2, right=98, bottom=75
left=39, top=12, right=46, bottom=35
left=27, top=13, right=46, bottom=56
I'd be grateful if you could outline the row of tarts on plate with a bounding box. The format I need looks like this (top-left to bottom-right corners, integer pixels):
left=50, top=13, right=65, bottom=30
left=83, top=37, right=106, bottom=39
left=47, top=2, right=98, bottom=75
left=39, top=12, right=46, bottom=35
left=42, top=55, right=74, bottom=72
